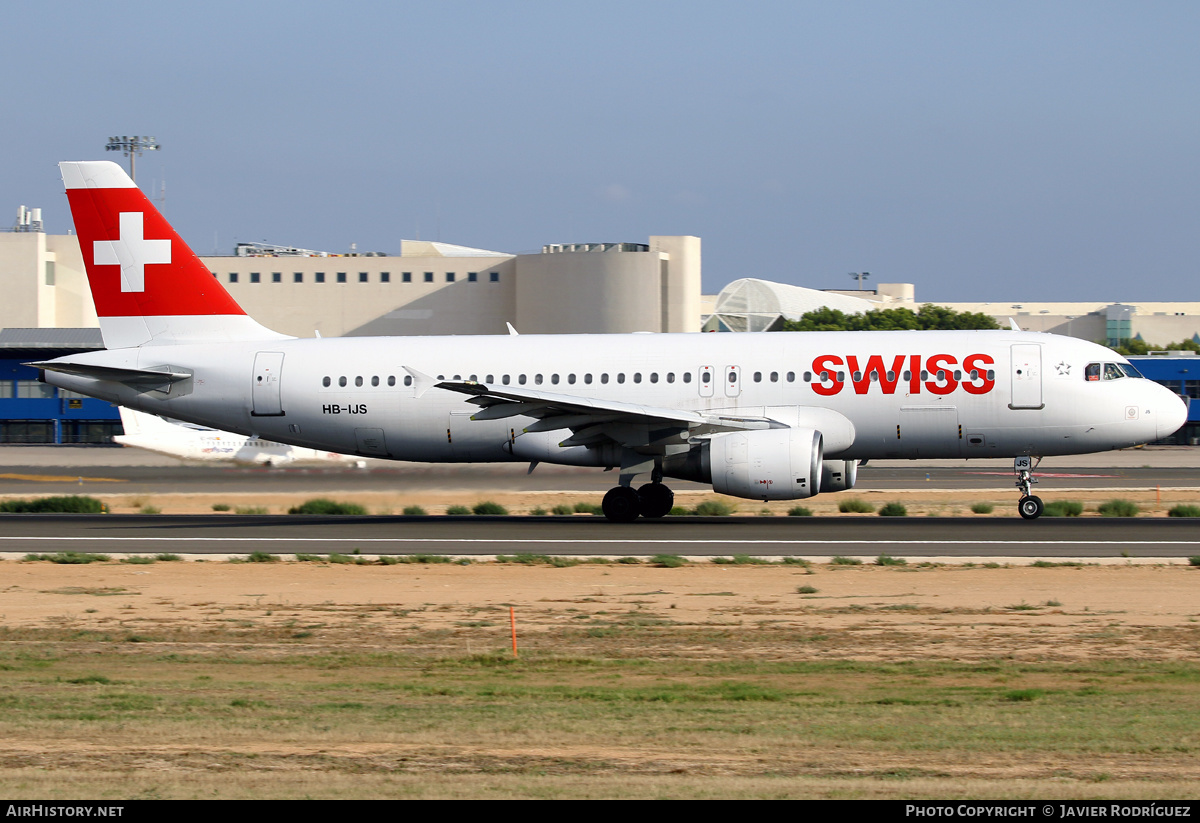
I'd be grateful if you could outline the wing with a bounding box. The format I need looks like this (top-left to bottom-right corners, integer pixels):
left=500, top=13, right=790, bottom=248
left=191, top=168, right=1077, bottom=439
left=436, top=380, right=782, bottom=450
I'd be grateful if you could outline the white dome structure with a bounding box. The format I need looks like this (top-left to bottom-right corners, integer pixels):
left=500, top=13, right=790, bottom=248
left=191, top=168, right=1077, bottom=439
left=704, top=278, right=875, bottom=332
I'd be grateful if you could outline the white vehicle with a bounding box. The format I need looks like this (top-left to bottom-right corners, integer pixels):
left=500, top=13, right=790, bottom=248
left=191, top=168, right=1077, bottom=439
left=113, top=406, right=361, bottom=467
left=37, top=161, right=1186, bottom=521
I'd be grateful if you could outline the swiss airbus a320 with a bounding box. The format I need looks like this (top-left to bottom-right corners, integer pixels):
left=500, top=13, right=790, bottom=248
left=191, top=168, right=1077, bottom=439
left=35, top=161, right=1187, bottom=521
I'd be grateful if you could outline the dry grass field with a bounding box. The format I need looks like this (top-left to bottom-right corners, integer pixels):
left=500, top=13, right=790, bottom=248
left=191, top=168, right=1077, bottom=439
left=0, top=554, right=1198, bottom=799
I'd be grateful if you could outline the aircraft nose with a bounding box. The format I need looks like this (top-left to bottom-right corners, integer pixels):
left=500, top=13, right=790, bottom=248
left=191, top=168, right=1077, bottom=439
left=1154, top=384, right=1188, bottom=441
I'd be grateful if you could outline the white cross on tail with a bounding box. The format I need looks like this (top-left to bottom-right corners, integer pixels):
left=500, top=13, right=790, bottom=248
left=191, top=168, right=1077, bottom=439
left=93, top=211, right=171, bottom=293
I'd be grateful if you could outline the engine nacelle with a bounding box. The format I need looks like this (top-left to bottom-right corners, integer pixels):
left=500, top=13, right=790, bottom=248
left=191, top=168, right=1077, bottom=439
left=708, top=428, right=823, bottom=500
left=820, top=459, right=858, bottom=493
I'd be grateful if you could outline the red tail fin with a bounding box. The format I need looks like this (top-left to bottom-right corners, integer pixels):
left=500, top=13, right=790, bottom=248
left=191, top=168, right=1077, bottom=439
left=60, top=161, right=286, bottom=348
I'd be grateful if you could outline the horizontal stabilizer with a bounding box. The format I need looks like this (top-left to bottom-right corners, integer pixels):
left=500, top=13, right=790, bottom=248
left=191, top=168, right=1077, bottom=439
left=31, top=360, right=191, bottom=389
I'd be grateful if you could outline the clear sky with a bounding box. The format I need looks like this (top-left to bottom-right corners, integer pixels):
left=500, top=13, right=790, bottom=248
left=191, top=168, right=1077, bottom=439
left=4, top=1, right=1197, bottom=302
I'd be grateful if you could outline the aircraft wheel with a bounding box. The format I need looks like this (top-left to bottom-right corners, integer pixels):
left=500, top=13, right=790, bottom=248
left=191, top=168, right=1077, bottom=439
left=602, top=486, right=641, bottom=523
left=1018, top=495, right=1044, bottom=520
left=637, top=483, right=674, bottom=518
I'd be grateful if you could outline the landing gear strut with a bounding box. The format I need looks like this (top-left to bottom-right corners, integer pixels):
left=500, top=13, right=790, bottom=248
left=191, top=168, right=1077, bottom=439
left=601, top=482, right=675, bottom=522
left=1014, top=456, right=1043, bottom=520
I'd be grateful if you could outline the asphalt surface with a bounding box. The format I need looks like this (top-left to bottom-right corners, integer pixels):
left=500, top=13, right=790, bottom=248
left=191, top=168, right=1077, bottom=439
left=2, top=513, right=1198, bottom=558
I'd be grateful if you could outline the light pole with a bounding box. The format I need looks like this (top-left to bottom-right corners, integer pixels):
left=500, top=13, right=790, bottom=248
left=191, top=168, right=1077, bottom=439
left=104, top=135, right=160, bottom=183
left=849, top=272, right=870, bottom=290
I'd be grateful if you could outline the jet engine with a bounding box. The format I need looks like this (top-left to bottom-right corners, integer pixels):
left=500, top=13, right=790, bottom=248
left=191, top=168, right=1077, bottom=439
left=820, top=459, right=858, bottom=493
left=701, top=427, right=823, bottom=500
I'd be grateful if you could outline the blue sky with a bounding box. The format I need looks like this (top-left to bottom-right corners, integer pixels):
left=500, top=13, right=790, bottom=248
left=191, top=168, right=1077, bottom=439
left=4, top=1, right=1197, bottom=302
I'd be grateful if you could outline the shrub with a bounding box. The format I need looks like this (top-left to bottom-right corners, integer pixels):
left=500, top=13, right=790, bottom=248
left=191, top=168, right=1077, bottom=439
left=797, top=585, right=819, bottom=594
left=288, top=499, right=366, bottom=515
left=235, top=506, right=268, bottom=515
left=573, top=502, right=603, bottom=515
left=830, top=556, right=862, bottom=565
left=693, top=500, right=736, bottom=516
left=246, top=551, right=279, bottom=563
left=529, top=506, right=548, bottom=516
left=120, top=556, right=156, bottom=564
left=1188, top=556, right=1200, bottom=567
left=1043, top=500, right=1084, bottom=517
left=668, top=506, right=690, bottom=516
left=838, top=498, right=874, bottom=514
left=154, top=553, right=182, bottom=562
left=472, top=501, right=508, bottom=515
left=787, top=506, right=813, bottom=517
left=1098, top=499, right=1140, bottom=518
left=0, top=496, right=105, bottom=514
left=651, top=554, right=686, bottom=568
left=445, top=505, right=471, bottom=515
left=552, top=504, right=575, bottom=515
left=876, top=553, right=908, bottom=566
left=971, top=502, right=994, bottom=514
left=402, top=505, right=427, bottom=516
left=211, top=503, right=231, bottom=512
left=1169, top=505, right=1200, bottom=518
left=878, top=502, right=907, bottom=517
left=23, top=552, right=109, bottom=564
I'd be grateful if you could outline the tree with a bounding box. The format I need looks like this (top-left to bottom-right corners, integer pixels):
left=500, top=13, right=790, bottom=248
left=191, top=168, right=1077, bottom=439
left=780, top=305, right=1000, bottom=332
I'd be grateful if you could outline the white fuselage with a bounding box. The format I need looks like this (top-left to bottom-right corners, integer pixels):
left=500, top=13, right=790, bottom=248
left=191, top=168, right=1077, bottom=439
left=43, top=328, right=1184, bottom=474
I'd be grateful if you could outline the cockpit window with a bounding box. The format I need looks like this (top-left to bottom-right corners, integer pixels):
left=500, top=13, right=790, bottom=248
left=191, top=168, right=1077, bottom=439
left=1119, top=363, right=1143, bottom=379
left=1085, top=363, right=1100, bottom=381
left=1103, top=363, right=1125, bottom=380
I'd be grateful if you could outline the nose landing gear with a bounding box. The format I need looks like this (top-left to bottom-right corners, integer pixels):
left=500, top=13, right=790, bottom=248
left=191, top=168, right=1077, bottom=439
left=1015, top=455, right=1043, bottom=520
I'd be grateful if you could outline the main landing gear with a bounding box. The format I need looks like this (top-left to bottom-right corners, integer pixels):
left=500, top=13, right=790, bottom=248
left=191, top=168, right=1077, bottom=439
left=1014, top=455, right=1043, bottom=520
left=602, top=482, right=675, bottom=522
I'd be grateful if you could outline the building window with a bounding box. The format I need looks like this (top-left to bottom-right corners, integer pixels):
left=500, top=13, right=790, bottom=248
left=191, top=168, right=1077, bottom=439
left=337, top=272, right=347, bottom=283
left=468, top=272, right=477, bottom=282
left=272, top=272, right=282, bottom=283
left=229, top=273, right=239, bottom=283
left=17, top=380, right=54, bottom=399
left=424, top=272, right=434, bottom=283
left=446, top=272, right=456, bottom=283
left=381, top=272, right=390, bottom=283
left=315, top=272, right=325, bottom=283
left=490, top=272, right=499, bottom=282
left=44, top=261, right=55, bottom=286
left=294, top=272, right=303, bottom=283
left=250, top=272, right=260, bottom=283
left=359, top=272, right=369, bottom=283
left=402, top=272, right=412, bottom=282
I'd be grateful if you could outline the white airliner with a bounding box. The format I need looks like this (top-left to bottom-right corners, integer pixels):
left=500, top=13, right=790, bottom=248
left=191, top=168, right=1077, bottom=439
left=35, top=161, right=1186, bottom=521
left=113, top=406, right=362, bottom=466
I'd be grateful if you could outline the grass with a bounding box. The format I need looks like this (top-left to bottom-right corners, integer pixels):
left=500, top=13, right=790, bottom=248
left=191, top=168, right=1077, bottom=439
left=1097, top=499, right=1140, bottom=518
left=23, top=552, right=110, bottom=564
left=402, top=505, right=428, bottom=516
left=692, top=500, right=737, bottom=516
left=787, top=506, right=813, bottom=517
left=1, top=648, right=1197, bottom=799
left=472, top=501, right=508, bottom=515
left=1168, top=504, right=1200, bottom=518
left=552, top=504, right=575, bottom=515
left=878, top=502, right=907, bottom=517
left=287, top=499, right=367, bottom=515
left=445, top=505, right=471, bottom=515
left=573, top=502, right=604, bottom=515
left=0, top=495, right=106, bottom=513
left=837, top=498, right=874, bottom=514
left=971, top=502, right=994, bottom=514
left=830, top=556, right=863, bottom=566
left=875, top=554, right=908, bottom=566
left=1043, top=500, right=1084, bottom=517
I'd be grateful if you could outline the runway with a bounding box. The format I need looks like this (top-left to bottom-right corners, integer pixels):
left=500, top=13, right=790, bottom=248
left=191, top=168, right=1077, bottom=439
left=2, top=513, right=1198, bottom=558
